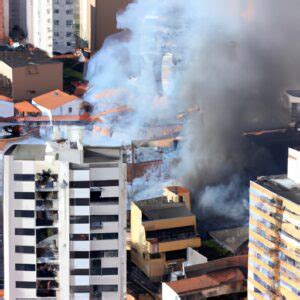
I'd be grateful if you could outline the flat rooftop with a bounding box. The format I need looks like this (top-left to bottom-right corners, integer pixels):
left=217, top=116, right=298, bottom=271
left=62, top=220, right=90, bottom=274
left=0, top=49, right=61, bottom=68
left=255, top=174, right=300, bottom=205
left=135, top=197, right=192, bottom=221
left=209, top=227, right=248, bottom=254
left=4, top=144, right=123, bottom=163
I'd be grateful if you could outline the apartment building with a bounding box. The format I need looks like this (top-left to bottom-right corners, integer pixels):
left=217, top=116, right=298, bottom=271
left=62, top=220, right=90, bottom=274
left=3, top=141, right=127, bottom=299
left=131, top=186, right=201, bottom=282
left=53, top=0, right=76, bottom=53
left=248, top=147, right=300, bottom=299
left=0, top=49, right=63, bottom=101
left=0, top=0, right=9, bottom=42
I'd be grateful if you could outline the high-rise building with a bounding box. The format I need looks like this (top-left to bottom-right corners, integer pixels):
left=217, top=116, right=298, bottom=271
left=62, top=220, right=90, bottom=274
left=248, top=147, right=300, bottom=299
left=3, top=141, right=127, bottom=299
left=9, top=0, right=76, bottom=54
left=81, top=0, right=131, bottom=52
left=0, top=0, right=9, bottom=42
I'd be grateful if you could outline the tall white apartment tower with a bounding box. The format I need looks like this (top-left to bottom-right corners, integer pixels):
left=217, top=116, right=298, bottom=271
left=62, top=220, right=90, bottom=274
left=53, top=0, right=76, bottom=53
left=10, top=0, right=76, bottom=54
left=3, top=142, right=127, bottom=299
left=26, top=0, right=54, bottom=55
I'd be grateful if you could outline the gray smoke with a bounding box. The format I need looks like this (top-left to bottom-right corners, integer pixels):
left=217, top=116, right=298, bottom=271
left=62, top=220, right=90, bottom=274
left=86, top=0, right=300, bottom=223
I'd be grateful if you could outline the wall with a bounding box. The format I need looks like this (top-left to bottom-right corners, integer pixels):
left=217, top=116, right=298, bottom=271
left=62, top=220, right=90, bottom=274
left=0, top=101, right=14, bottom=118
left=88, top=0, right=132, bottom=52
left=12, top=62, right=63, bottom=101
left=162, top=283, right=181, bottom=300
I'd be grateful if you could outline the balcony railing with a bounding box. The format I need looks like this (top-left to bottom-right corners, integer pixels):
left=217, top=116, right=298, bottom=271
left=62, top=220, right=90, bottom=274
left=147, top=232, right=198, bottom=244
left=37, top=248, right=58, bottom=263
left=37, top=263, right=59, bottom=278
left=36, top=211, right=58, bottom=227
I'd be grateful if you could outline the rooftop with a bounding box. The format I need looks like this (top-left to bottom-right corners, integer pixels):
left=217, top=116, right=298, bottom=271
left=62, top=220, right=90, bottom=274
left=5, top=144, right=123, bottom=163
left=0, top=95, right=12, bottom=102
left=15, top=101, right=41, bottom=114
left=135, top=197, right=192, bottom=221
left=286, top=90, right=300, bottom=98
left=33, top=90, right=78, bottom=110
left=208, top=227, right=248, bottom=254
left=0, top=49, right=61, bottom=68
left=5, top=144, right=46, bottom=161
left=254, top=175, right=300, bottom=205
left=166, top=268, right=245, bottom=295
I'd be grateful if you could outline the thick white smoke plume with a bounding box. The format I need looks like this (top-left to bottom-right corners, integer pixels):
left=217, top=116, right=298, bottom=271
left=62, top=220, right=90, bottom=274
left=86, top=0, right=300, bottom=225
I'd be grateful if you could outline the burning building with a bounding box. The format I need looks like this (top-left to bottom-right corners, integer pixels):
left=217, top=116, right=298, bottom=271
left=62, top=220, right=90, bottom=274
left=3, top=142, right=127, bottom=299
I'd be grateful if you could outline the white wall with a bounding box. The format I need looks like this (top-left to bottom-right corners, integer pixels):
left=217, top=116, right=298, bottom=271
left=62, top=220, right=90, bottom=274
left=33, top=98, right=82, bottom=117
left=162, top=283, right=181, bottom=300
left=0, top=101, right=14, bottom=118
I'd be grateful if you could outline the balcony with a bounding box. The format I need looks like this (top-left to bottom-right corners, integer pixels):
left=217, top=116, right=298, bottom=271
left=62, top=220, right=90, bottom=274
left=36, top=200, right=58, bottom=211
left=146, top=234, right=201, bottom=254
left=36, top=170, right=58, bottom=191
left=37, top=263, right=59, bottom=278
left=37, top=246, right=58, bottom=263
left=36, top=211, right=58, bottom=227
left=36, top=191, right=58, bottom=201
left=37, top=280, right=59, bottom=297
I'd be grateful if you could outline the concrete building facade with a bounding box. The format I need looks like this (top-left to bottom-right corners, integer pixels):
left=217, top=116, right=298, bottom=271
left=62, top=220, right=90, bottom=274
left=3, top=142, right=127, bottom=299
left=248, top=147, right=300, bottom=299
left=131, top=186, right=201, bottom=282
left=0, top=49, right=63, bottom=101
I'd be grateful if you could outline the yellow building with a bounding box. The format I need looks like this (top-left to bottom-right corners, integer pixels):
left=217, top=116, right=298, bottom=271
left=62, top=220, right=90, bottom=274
left=248, top=147, right=300, bottom=300
left=131, top=186, right=201, bottom=282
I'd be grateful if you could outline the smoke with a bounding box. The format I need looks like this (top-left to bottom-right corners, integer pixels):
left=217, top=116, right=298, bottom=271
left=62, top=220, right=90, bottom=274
left=86, top=1, right=300, bottom=224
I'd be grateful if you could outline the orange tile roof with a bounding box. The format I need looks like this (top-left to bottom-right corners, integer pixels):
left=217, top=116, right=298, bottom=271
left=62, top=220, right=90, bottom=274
left=166, top=268, right=245, bottom=295
left=33, top=89, right=78, bottom=110
left=0, top=95, right=12, bottom=102
left=15, top=101, right=41, bottom=113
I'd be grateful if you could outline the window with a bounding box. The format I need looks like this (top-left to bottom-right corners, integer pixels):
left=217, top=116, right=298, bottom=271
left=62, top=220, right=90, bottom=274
left=54, top=9, right=59, bottom=13
left=16, top=281, right=36, bottom=289
left=54, top=32, right=59, bottom=37
left=70, top=251, right=89, bottom=258
left=90, top=233, right=118, bottom=240
left=70, top=216, right=89, bottom=224
left=67, top=42, right=71, bottom=46
left=70, top=269, right=89, bottom=275
left=70, top=286, right=90, bottom=293
left=70, top=198, right=90, bottom=206
left=14, top=192, right=35, bottom=200
left=14, top=174, right=35, bottom=181
left=66, top=32, right=72, bottom=37
left=70, top=234, right=89, bottom=241
left=66, top=9, right=73, bottom=15
left=101, top=268, right=118, bottom=275
left=91, top=215, right=118, bottom=222
left=70, top=181, right=90, bottom=188
left=54, top=20, right=59, bottom=25
left=15, top=264, right=35, bottom=271
left=66, top=20, right=73, bottom=26
left=91, top=180, right=119, bottom=187
left=90, top=250, right=118, bottom=258
left=15, top=246, right=35, bottom=254
left=15, top=228, right=35, bottom=236
left=91, top=285, right=118, bottom=292
left=15, top=210, right=34, bottom=218
left=90, top=196, right=119, bottom=204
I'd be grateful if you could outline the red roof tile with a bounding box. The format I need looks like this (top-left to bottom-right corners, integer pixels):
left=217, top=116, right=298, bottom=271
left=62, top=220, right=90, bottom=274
left=33, top=89, right=78, bottom=110
left=15, top=101, right=40, bottom=113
